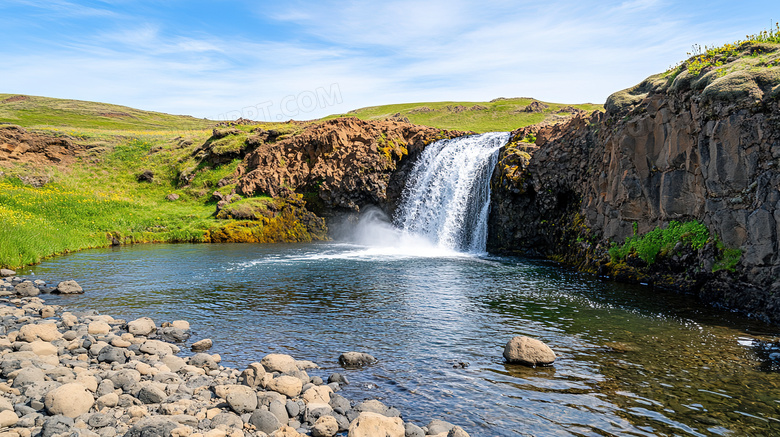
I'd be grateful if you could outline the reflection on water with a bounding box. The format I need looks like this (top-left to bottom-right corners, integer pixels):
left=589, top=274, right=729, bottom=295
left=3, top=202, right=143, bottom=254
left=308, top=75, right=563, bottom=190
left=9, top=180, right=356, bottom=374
left=24, top=242, right=780, bottom=436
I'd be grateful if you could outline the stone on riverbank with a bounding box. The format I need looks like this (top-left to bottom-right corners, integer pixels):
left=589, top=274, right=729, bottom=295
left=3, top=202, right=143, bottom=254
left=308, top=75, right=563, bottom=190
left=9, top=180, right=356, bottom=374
left=338, top=352, right=376, bottom=367
left=0, top=269, right=15, bottom=277
left=0, top=284, right=473, bottom=437
left=44, top=383, right=94, bottom=417
left=348, top=411, right=404, bottom=437
left=54, top=280, right=83, bottom=294
left=503, top=336, right=556, bottom=367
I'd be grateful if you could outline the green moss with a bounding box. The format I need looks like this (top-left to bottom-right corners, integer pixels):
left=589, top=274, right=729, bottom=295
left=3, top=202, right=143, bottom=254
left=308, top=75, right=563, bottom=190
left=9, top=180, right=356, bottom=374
left=609, top=221, right=710, bottom=264
left=713, top=247, right=743, bottom=273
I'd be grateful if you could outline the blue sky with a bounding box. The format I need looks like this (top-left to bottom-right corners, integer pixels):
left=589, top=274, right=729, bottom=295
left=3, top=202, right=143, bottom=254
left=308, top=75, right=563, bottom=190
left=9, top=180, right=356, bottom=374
left=1, top=0, right=777, bottom=121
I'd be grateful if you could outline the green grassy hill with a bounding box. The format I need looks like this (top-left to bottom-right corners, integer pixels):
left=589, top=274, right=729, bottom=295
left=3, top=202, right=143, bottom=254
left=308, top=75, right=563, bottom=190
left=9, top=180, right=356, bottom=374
left=325, top=98, right=603, bottom=133
left=0, top=94, right=213, bottom=130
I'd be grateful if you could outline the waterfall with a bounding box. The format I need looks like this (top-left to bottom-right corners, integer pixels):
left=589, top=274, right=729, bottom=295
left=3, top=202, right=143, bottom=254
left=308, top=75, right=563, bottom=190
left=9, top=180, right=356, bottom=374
left=394, top=132, right=510, bottom=253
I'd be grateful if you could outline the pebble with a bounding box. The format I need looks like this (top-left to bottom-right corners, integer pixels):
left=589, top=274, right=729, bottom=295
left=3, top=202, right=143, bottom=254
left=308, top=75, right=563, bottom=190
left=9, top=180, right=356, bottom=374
left=0, top=278, right=472, bottom=437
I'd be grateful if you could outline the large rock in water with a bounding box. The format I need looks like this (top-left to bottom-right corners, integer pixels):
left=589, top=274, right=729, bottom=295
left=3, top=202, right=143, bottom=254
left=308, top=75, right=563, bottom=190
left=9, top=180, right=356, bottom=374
left=503, top=336, right=556, bottom=367
left=54, top=280, right=82, bottom=294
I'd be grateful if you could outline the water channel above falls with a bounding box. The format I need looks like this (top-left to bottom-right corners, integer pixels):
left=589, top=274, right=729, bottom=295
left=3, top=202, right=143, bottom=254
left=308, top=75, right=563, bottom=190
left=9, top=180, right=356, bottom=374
left=21, top=132, right=780, bottom=435
left=27, top=243, right=780, bottom=436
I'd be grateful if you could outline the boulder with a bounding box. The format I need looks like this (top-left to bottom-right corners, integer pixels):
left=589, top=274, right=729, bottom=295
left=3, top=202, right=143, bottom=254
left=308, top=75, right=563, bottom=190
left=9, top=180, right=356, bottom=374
left=97, top=345, right=127, bottom=364
left=0, top=409, right=18, bottom=427
left=88, top=321, right=111, bottom=335
left=18, top=322, right=62, bottom=342
left=249, top=409, right=281, bottom=434
left=128, top=317, right=157, bottom=336
left=239, top=362, right=266, bottom=388
left=312, top=415, right=339, bottom=437
left=14, top=281, right=39, bottom=297
left=55, top=280, right=83, bottom=294
left=224, top=385, right=258, bottom=414
left=339, top=352, right=376, bottom=367
left=44, top=383, right=95, bottom=418
left=267, top=375, right=303, bottom=398
left=261, top=353, right=298, bottom=373
left=503, top=336, right=556, bottom=366
left=0, top=269, right=15, bottom=277
left=124, top=417, right=180, bottom=437
left=303, top=385, right=333, bottom=404
left=191, top=338, right=213, bottom=352
left=348, top=412, right=404, bottom=437
left=137, top=385, right=167, bottom=404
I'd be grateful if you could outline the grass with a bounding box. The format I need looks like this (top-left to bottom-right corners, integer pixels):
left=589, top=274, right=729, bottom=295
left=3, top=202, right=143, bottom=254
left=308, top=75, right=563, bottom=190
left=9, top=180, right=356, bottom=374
left=0, top=94, right=214, bottom=130
left=323, top=98, right=602, bottom=133
left=609, top=220, right=742, bottom=272
left=668, top=23, right=780, bottom=77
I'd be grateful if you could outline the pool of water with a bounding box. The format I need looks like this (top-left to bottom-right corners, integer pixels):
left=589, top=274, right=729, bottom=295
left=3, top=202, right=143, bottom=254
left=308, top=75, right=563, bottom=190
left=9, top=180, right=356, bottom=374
left=23, top=242, right=780, bottom=436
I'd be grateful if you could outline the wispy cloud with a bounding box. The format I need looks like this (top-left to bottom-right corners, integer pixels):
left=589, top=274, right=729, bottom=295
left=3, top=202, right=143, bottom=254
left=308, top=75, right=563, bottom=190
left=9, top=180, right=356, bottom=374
left=1, top=0, right=776, bottom=119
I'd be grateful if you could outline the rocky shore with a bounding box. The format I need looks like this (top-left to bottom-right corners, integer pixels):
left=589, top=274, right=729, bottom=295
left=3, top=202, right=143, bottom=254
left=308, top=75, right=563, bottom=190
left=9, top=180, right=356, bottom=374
left=0, top=274, right=470, bottom=437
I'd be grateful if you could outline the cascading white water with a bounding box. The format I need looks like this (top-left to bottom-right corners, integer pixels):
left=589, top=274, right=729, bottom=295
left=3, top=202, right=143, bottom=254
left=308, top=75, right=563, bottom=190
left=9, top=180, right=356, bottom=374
left=394, top=132, right=510, bottom=253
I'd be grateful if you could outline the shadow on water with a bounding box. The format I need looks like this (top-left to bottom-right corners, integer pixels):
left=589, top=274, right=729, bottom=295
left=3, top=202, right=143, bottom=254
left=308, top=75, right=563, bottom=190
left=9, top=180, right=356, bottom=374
left=25, top=242, right=780, bottom=436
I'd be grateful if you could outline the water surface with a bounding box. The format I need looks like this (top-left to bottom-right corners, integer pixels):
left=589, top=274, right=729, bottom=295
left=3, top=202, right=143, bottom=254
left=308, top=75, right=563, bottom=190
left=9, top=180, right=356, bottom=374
left=25, top=242, right=780, bottom=436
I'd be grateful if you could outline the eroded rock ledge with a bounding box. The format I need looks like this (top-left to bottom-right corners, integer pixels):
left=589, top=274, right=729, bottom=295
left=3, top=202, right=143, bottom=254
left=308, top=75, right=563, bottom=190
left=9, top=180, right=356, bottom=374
left=488, top=42, right=780, bottom=324
left=235, top=117, right=468, bottom=215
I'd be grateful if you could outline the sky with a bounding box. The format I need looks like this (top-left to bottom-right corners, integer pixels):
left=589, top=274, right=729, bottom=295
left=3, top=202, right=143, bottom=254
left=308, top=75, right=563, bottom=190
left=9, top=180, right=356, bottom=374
left=1, top=0, right=778, bottom=121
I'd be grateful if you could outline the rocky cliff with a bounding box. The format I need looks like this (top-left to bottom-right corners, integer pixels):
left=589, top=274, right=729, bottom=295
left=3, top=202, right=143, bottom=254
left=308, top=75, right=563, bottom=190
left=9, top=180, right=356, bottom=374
left=488, top=41, right=780, bottom=323
left=235, top=117, right=467, bottom=215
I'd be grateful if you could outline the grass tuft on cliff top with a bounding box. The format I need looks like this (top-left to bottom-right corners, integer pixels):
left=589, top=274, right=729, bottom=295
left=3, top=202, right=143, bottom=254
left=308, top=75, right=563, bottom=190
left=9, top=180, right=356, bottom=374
left=323, top=98, right=602, bottom=133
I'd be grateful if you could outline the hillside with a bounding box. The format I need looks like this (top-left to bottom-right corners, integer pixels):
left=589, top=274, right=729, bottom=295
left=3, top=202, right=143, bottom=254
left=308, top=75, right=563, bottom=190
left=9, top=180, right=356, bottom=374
left=325, top=98, right=602, bottom=133
left=0, top=94, right=214, bottom=131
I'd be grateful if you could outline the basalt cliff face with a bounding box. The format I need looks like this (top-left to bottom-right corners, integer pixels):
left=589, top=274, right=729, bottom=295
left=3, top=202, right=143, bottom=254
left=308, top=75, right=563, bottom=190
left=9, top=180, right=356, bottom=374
left=488, top=42, right=780, bottom=323
left=235, top=117, right=467, bottom=215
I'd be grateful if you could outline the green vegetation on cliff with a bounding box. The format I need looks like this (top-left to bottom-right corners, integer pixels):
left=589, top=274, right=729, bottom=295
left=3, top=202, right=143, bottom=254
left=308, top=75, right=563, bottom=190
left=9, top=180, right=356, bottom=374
left=325, top=98, right=602, bottom=133
left=608, top=221, right=741, bottom=273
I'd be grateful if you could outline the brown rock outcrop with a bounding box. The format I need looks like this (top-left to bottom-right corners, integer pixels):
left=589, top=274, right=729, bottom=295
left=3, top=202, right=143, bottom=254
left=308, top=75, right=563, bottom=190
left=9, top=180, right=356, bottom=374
left=489, top=42, right=780, bottom=323
left=0, top=125, right=81, bottom=166
left=235, top=117, right=467, bottom=214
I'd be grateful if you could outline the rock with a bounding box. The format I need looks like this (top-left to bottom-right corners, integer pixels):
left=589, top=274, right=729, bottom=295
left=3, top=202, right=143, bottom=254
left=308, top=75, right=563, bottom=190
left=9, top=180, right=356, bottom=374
left=96, top=393, right=119, bottom=409
left=404, top=422, right=425, bottom=437
left=261, top=353, right=298, bottom=373
left=27, top=340, right=57, bottom=356
left=239, top=362, right=266, bottom=388
left=138, top=385, right=167, bottom=404
left=0, top=269, right=15, bottom=277
left=166, top=193, right=180, bottom=201
left=136, top=170, right=154, bottom=183
left=303, top=385, right=333, bottom=404
left=269, top=399, right=288, bottom=424
left=447, top=426, right=470, bottom=437
left=11, top=367, right=46, bottom=387
left=97, top=346, right=127, bottom=364
left=224, top=385, right=257, bottom=414
left=211, top=411, right=243, bottom=429
left=338, top=352, right=376, bottom=367
left=328, top=373, right=349, bottom=385
left=140, top=339, right=177, bottom=356
left=503, top=336, right=556, bottom=366
left=312, top=415, right=339, bottom=437
left=158, top=327, right=189, bottom=343
left=44, top=383, right=95, bottom=418
left=191, top=338, right=213, bottom=352
left=109, top=369, right=141, bottom=390
left=14, top=281, right=39, bottom=297
left=0, top=409, right=18, bottom=427
left=426, top=419, right=455, bottom=435
left=267, top=375, right=303, bottom=398
left=88, top=321, right=111, bottom=335
left=55, top=280, right=83, bottom=294
left=249, top=409, right=281, bottom=434
left=124, top=417, right=180, bottom=437
left=128, top=317, right=157, bottom=336
left=18, top=322, right=62, bottom=342
left=41, top=415, right=75, bottom=437
left=348, top=412, right=404, bottom=437
left=188, top=353, right=219, bottom=370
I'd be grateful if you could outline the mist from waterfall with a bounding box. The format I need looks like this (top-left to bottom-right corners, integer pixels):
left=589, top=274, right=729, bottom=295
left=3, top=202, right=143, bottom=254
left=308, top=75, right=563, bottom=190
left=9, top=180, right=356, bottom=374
left=339, top=132, right=509, bottom=257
